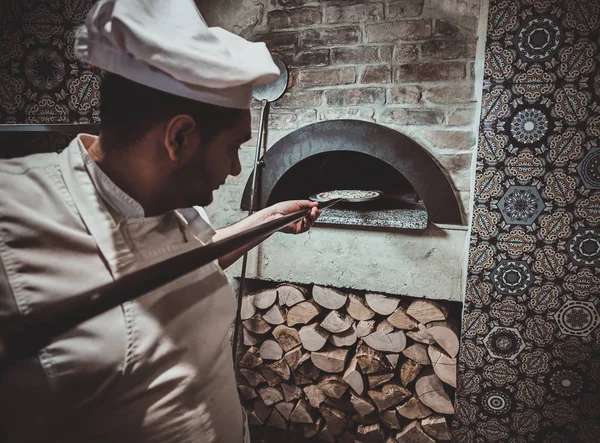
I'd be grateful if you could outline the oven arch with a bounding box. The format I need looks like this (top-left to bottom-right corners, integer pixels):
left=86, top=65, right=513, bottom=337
left=241, top=119, right=463, bottom=225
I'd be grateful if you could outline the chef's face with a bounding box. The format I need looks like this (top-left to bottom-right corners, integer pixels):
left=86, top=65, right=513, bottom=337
left=172, top=110, right=250, bottom=207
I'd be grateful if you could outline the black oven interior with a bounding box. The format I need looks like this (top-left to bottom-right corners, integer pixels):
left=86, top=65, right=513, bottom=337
left=268, top=150, right=422, bottom=211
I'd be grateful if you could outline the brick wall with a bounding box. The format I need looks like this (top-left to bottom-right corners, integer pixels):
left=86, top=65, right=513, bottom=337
left=201, top=0, right=485, bottom=224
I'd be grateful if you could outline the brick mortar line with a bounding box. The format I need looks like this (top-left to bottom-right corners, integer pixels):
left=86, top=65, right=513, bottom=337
left=293, top=82, right=476, bottom=90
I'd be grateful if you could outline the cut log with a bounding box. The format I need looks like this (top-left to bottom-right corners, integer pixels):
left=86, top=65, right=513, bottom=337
left=252, top=289, right=278, bottom=310
left=253, top=398, right=272, bottom=423
left=297, top=361, right=321, bottom=381
left=243, top=328, right=260, bottom=346
left=260, top=366, right=283, bottom=387
left=241, top=295, right=256, bottom=321
left=273, top=325, right=301, bottom=352
left=267, top=408, right=287, bottom=429
left=386, top=353, right=399, bottom=369
left=237, top=385, right=258, bottom=401
left=320, top=406, right=348, bottom=435
left=283, top=346, right=302, bottom=371
left=364, top=330, right=407, bottom=353
left=357, top=423, right=385, bottom=442
left=343, top=357, right=364, bottom=395
left=365, top=293, right=399, bottom=316
left=396, top=397, right=432, bottom=419
left=400, top=359, right=423, bottom=386
left=415, top=373, right=454, bottom=415
left=258, top=386, right=283, bottom=406
left=317, top=426, right=336, bottom=443
left=284, top=346, right=303, bottom=371
left=311, top=347, right=349, bottom=373
left=303, top=384, right=327, bottom=408
left=312, top=285, right=348, bottom=310
left=281, top=383, right=303, bottom=403
left=387, top=306, right=418, bottom=330
left=269, top=358, right=291, bottom=381
left=275, top=401, right=295, bottom=420
left=406, top=324, right=436, bottom=344
left=263, top=304, right=285, bottom=325
left=239, top=347, right=263, bottom=369
left=395, top=421, right=435, bottom=443
left=324, top=396, right=354, bottom=413
left=242, top=315, right=272, bottom=335
left=357, top=319, right=377, bottom=338
left=287, top=301, right=322, bottom=326
left=247, top=410, right=264, bottom=425
left=368, top=384, right=411, bottom=411
left=346, top=293, right=375, bottom=321
left=329, top=324, right=357, bottom=347
left=298, top=352, right=311, bottom=366
left=376, top=320, right=394, bottom=333
left=356, top=342, right=389, bottom=374
left=320, top=311, right=353, bottom=334
left=406, top=299, right=448, bottom=323
left=240, top=369, right=266, bottom=387
left=260, top=339, right=283, bottom=361
left=351, top=394, right=375, bottom=417
left=403, top=343, right=431, bottom=365
left=299, top=323, right=331, bottom=351
left=352, top=412, right=379, bottom=425
left=318, top=376, right=348, bottom=399
left=428, top=345, right=457, bottom=388
left=294, top=370, right=314, bottom=386
left=304, top=419, right=321, bottom=438
left=380, top=410, right=401, bottom=430
left=290, top=398, right=313, bottom=424
left=367, top=372, right=394, bottom=389
left=277, top=284, right=306, bottom=307
left=427, top=321, right=460, bottom=358
left=422, top=415, right=451, bottom=441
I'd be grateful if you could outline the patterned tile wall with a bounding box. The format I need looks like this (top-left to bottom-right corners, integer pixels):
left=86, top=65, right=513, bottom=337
left=455, top=0, right=600, bottom=442
left=0, top=0, right=101, bottom=124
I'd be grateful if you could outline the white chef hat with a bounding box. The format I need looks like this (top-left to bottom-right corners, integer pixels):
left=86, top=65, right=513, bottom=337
left=74, top=0, right=280, bottom=109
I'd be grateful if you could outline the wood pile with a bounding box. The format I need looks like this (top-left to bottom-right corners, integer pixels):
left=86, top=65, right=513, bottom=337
left=238, top=284, right=458, bottom=442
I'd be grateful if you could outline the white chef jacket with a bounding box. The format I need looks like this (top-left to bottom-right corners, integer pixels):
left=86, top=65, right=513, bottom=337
left=0, top=135, right=245, bottom=443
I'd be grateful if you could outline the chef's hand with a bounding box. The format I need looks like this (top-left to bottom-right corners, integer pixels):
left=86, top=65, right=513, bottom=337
left=266, top=200, right=321, bottom=234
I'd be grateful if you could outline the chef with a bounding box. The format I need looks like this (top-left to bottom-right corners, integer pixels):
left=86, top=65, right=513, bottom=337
left=0, top=0, right=319, bottom=442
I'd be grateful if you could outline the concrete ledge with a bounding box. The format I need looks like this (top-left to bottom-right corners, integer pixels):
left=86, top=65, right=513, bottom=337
left=316, top=207, right=428, bottom=230
left=225, top=223, right=468, bottom=302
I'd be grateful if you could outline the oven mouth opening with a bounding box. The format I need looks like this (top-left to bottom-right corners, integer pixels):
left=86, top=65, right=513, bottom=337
left=267, top=150, right=428, bottom=230
left=240, top=120, right=463, bottom=226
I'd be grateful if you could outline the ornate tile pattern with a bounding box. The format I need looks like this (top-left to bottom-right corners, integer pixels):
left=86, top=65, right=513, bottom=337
left=456, top=0, right=600, bottom=441
left=0, top=0, right=101, bottom=124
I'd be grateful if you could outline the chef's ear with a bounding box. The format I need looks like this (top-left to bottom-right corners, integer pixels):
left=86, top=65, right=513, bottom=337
left=164, top=114, right=199, bottom=162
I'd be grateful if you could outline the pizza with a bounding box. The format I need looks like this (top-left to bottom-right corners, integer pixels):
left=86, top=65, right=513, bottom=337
left=311, top=190, right=382, bottom=202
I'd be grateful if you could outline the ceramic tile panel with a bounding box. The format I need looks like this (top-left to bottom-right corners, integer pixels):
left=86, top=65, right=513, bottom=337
left=0, top=0, right=101, bottom=124
left=456, top=0, right=600, bottom=441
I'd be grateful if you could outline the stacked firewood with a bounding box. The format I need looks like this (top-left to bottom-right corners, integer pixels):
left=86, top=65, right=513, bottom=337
left=237, top=284, right=459, bottom=442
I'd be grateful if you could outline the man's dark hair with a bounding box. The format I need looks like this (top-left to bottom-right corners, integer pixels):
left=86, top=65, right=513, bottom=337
left=99, top=73, right=246, bottom=149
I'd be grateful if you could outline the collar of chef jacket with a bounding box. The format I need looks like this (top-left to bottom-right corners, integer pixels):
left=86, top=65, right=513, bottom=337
left=76, top=134, right=216, bottom=246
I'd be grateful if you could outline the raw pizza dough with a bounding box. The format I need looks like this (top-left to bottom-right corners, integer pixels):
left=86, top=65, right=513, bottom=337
left=311, top=190, right=382, bottom=202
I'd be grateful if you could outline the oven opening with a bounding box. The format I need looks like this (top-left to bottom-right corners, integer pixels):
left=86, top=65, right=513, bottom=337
left=267, top=150, right=428, bottom=230
left=240, top=120, right=463, bottom=227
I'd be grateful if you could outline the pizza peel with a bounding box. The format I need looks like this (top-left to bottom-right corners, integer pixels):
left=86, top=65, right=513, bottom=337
left=309, top=189, right=384, bottom=204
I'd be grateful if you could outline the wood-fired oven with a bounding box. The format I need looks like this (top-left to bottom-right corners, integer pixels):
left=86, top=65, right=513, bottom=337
left=241, top=120, right=463, bottom=230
